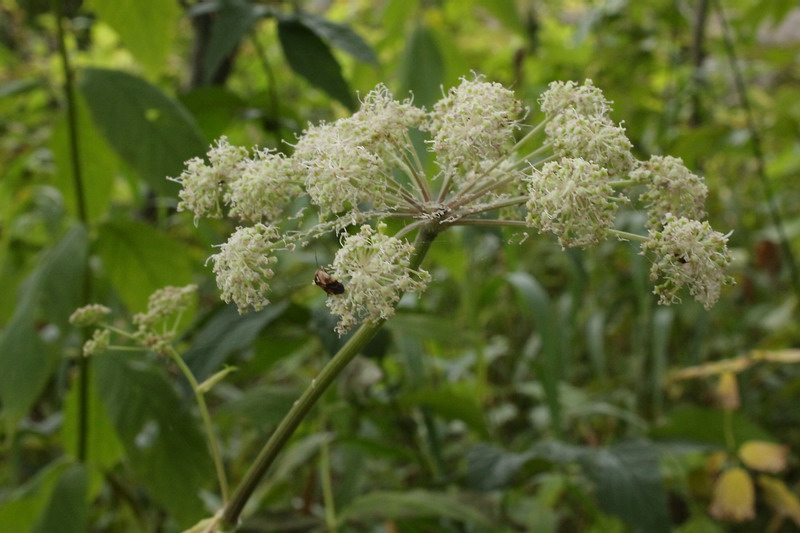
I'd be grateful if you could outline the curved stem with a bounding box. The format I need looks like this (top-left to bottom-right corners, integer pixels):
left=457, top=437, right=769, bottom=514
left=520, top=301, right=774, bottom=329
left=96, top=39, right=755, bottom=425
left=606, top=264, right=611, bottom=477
left=219, top=226, right=439, bottom=530
left=166, top=347, right=230, bottom=503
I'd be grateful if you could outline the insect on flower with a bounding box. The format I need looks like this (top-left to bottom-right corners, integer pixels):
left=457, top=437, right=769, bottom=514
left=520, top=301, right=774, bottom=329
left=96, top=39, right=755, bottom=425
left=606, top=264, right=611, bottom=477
left=314, top=269, right=345, bottom=296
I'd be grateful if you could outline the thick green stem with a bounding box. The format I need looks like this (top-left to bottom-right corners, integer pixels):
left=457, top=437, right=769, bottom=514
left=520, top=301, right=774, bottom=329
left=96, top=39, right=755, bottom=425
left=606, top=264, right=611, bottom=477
left=219, top=226, right=439, bottom=530
left=167, top=348, right=230, bottom=502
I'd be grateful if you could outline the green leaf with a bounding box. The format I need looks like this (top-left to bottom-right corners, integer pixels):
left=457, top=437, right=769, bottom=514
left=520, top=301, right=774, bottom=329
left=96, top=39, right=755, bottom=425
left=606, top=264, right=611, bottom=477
left=61, top=370, right=124, bottom=470
left=87, top=0, right=180, bottom=75
left=507, top=271, right=562, bottom=436
left=51, top=92, right=116, bottom=224
left=339, top=489, right=491, bottom=528
left=79, top=68, right=206, bottom=194
left=184, top=302, right=288, bottom=381
left=400, top=385, right=490, bottom=439
left=0, top=459, right=71, bottom=531
left=466, top=443, right=534, bottom=490
left=95, top=355, right=210, bottom=527
left=298, top=13, right=379, bottom=65
left=0, top=225, right=87, bottom=428
left=33, top=464, right=88, bottom=533
left=277, top=16, right=355, bottom=110
left=217, top=384, right=301, bottom=428
left=179, top=86, right=245, bottom=140
left=651, top=406, right=774, bottom=446
left=95, top=219, right=193, bottom=312
left=580, top=440, right=670, bottom=533
left=399, top=23, right=443, bottom=109
left=202, top=0, right=265, bottom=83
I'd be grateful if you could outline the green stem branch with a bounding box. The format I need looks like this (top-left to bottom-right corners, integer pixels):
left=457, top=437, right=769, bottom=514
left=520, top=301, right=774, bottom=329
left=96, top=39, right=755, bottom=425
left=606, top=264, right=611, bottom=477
left=219, top=226, right=439, bottom=530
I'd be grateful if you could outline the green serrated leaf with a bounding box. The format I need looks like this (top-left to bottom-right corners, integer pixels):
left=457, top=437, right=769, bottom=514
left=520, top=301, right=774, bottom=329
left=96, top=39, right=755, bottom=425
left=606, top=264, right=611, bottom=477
left=95, top=355, right=210, bottom=527
left=79, top=68, right=206, bottom=194
left=400, top=385, right=490, bottom=438
left=399, top=23, right=443, bottom=109
left=51, top=92, right=117, bottom=224
left=277, top=17, right=354, bottom=110
left=95, top=219, right=192, bottom=313
left=87, top=0, right=180, bottom=75
left=340, top=489, right=491, bottom=528
left=298, top=13, right=379, bottom=65
left=179, top=86, right=245, bottom=140
left=580, top=440, right=670, bottom=533
left=33, top=464, right=88, bottom=533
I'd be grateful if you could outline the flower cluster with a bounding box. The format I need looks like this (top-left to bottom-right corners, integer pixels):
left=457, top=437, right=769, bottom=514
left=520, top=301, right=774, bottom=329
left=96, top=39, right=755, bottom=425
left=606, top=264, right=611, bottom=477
left=641, top=214, right=734, bottom=309
left=326, top=224, right=431, bottom=335
left=525, top=158, right=623, bottom=248
left=169, top=76, right=733, bottom=332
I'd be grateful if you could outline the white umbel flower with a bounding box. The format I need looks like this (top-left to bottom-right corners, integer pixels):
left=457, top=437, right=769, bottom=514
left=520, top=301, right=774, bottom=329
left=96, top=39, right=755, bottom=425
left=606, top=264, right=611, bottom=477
left=642, top=214, right=734, bottom=309
left=526, top=158, right=622, bottom=248
left=631, top=155, right=708, bottom=229
left=226, top=149, right=301, bottom=223
left=210, top=224, right=280, bottom=313
left=426, top=76, right=523, bottom=184
left=539, top=79, right=611, bottom=118
left=170, top=137, right=248, bottom=223
left=326, top=224, right=431, bottom=335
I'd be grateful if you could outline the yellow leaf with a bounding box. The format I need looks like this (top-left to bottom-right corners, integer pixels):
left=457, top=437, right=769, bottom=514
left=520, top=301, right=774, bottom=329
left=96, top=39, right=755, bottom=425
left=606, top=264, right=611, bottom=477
left=758, top=475, right=800, bottom=526
left=739, top=441, right=789, bottom=473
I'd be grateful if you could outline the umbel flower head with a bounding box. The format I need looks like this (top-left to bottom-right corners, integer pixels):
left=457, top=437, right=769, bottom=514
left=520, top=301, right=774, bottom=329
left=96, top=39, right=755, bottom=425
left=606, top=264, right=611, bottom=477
left=326, top=224, right=431, bottom=335
left=170, top=76, right=734, bottom=332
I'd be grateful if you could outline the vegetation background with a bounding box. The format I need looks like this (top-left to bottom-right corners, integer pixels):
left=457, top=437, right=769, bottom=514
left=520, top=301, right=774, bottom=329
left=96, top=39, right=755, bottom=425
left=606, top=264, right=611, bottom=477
left=1, top=0, right=799, bottom=531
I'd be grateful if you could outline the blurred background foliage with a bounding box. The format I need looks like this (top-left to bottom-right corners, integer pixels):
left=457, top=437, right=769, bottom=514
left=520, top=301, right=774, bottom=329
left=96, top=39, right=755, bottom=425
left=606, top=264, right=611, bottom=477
left=1, top=0, right=799, bottom=531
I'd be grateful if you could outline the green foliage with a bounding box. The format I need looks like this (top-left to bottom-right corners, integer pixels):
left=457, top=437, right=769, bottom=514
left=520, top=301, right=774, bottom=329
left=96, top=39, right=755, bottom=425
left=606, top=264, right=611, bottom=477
left=2, top=1, right=800, bottom=531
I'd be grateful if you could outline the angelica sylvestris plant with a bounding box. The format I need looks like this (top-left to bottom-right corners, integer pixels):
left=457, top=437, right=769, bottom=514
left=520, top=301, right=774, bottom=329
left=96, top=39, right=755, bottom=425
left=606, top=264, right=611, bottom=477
left=80, top=77, right=734, bottom=531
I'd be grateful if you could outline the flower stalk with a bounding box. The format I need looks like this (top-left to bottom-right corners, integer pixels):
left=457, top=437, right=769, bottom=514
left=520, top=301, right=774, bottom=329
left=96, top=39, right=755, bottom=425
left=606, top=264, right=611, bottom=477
left=219, top=226, right=438, bottom=530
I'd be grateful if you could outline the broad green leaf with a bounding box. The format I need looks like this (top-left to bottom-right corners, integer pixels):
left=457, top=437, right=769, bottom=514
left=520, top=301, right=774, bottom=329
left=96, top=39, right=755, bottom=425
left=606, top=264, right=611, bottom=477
left=379, top=0, right=420, bottom=45
left=95, top=219, right=193, bottom=312
left=580, top=440, right=670, bottom=533
left=203, top=0, right=265, bottom=84
left=179, top=87, right=245, bottom=140
left=339, top=489, right=491, bottom=528
left=399, top=23, right=443, bottom=109
left=0, top=225, right=87, bottom=428
left=298, top=13, right=379, bottom=65
left=400, top=385, right=490, bottom=438
left=184, top=302, right=288, bottom=381
left=61, top=370, right=124, bottom=471
left=51, top=92, right=117, bottom=224
left=87, top=0, right=180, bottom=75
left=466, top=443, right=534, bottom=490
left=95, top=355, right=210, bottom=527
left=277, top=16, right=355, bottom=110
left=0, top=458, right=71, bottom=531
left=651, top=406, right=774, bottom=446
left=33, top=464, right=88, bottom=533
left=474, top=0, right=525, bottom=35
left=216, top=384, right=300, bottom=428
left=79, top=68, right=206, bottom=194
left=507, top=271, right=562, bottom=436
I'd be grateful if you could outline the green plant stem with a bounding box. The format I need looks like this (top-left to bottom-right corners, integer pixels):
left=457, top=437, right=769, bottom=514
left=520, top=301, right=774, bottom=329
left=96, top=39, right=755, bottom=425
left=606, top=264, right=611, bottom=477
left=319, top=432, right=337, bottom=532
left=722, top=407, right=736, bottom=455
left=219, top=225, right=439, bottom=530
left=55, top=0, right=91, bottom=463
left=608, top=229, right=648, bottom=243
left=166, top=347, right=230, bottom=503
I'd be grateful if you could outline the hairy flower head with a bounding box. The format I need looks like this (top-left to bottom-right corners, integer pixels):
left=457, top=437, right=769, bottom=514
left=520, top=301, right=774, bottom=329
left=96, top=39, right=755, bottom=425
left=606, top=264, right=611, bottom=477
left=539, top=79, right=611, bottom=118
left=210, top=224, right=280, bottom=313
left=226, top=149, right=301, bottom=223
left=82, top=328, right=110, bottom=357
left=631, top=155, right=708, bottom=229
left=546, top=109, right=635, bottom=176
left=326, top=224, right=431, bottom=335
left=526, top=158, right=622, bottom=248
left=426, top=76, right=523, bottom=184
left=171, top=137, right=248, bottom=223
left=642, top=214, right=734, bottom=309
